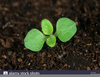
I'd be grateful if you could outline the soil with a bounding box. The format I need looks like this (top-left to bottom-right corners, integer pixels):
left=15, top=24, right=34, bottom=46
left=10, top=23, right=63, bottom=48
left=0, top=0, right=100, bottom=70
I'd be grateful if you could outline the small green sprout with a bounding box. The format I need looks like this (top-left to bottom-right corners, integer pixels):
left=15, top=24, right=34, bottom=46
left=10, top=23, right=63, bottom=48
left=24, top=17, right=77, bottom=51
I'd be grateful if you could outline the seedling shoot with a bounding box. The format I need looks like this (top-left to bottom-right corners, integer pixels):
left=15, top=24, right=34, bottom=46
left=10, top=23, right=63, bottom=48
left=24, top=17, right=77, bottom=51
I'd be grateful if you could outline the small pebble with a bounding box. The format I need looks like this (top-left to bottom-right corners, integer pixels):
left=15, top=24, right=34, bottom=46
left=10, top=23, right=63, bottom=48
left=96, top=24, right=98, bottom=26
left=58, top=56, right=61, bottom=59
left=73, top=63, right=75, bottom=66
left=39, top=53, right=41, bottom=56
left=39, top=14, right=42, bottom=16
left=83, top=14, right=86, bottom=16
left=68, top=65, right=70, bottom=67
left=73, top=44, right=75, bottom=46
left=5, top=4, right=7, bottom=6
left=73, top=4, right=75, bottom=6
left=17, top=34, right=19, bottom=36
left=51, top=4, right=53, bottom=6
left=75, top=22, right=78, bottom=25
left=17, top=54, right=19, bottom=56
left=28, top=63, right=31, bottom=66
left=16, top=14, right=19, bottom=16
left=28, top=4, right=30, bottom=6
left=84, top=54, right=86, bottom=56
left=80, top=52, right=83, bottom=55
left=95, top=32, right=97, bottom=34
left=86, top=50, right=88, bottom=52
left=77, top=54, right=79, bottom=56
left=60, top=51, right=62, bottom=52
left=28, top=24, right=30, bottom=26
left=20, top=64, right=23, bottom=66
left=96, top=44, right=98, bottom=46
left=73, top=51, right=75, bottom=53
left=84, top=34, right=87, bottom=36
left=62, top=14, right=64, bottom=16
left=96, top=4, right=98, bottom=6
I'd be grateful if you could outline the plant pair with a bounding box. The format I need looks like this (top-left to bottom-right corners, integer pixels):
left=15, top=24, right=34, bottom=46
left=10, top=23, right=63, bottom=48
left=24, top=17, right=77, bottom=51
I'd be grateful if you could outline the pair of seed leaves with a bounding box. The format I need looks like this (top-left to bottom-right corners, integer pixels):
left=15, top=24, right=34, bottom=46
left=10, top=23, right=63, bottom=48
left=24, top=17, right=77, bottom=52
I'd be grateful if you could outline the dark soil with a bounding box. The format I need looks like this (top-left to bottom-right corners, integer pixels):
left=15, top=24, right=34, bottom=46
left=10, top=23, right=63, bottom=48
left=0, top=0, right=100, bottom=70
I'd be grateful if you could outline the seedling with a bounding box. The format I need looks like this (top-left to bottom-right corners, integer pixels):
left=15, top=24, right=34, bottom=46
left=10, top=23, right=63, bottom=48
left=24, top=17, right=77, bottom=51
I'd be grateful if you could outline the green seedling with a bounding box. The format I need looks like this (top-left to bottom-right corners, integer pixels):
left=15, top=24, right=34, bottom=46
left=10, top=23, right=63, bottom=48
left=24, top=17, right=77, bottom=51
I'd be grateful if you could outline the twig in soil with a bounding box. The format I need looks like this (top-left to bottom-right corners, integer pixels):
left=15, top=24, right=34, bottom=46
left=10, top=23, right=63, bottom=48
left=2, top=21, right=11, bottom=29
left=10, top=20, right=33, bottom=24
left=64, top=43, right=73, bottom=49
left=58, top=52, right=67, bottom=59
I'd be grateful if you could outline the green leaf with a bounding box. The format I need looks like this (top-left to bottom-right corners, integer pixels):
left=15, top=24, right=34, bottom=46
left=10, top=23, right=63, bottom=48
left=55, top=17, right=77, bottom=42
left=24, top=29, right=46, bottom=51
left=41, top=19, right=53, bottom=35
left=46, top=35, right=56, bottom=47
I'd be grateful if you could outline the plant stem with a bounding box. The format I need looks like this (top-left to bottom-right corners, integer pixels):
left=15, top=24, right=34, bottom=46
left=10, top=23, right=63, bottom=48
left=54, top=31, right=60, bottom=36
left=45, top=36, right=49, bottom=41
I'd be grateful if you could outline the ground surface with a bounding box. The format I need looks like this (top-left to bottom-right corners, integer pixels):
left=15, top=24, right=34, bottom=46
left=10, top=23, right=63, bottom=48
left=0, top=0, right=100, bottom=70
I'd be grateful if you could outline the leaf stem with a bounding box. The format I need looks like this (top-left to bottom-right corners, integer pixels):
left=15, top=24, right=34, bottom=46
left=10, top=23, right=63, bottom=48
left=45, top=36, right=49, bottom=41
left=54, top=31, right=60, bottom=36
